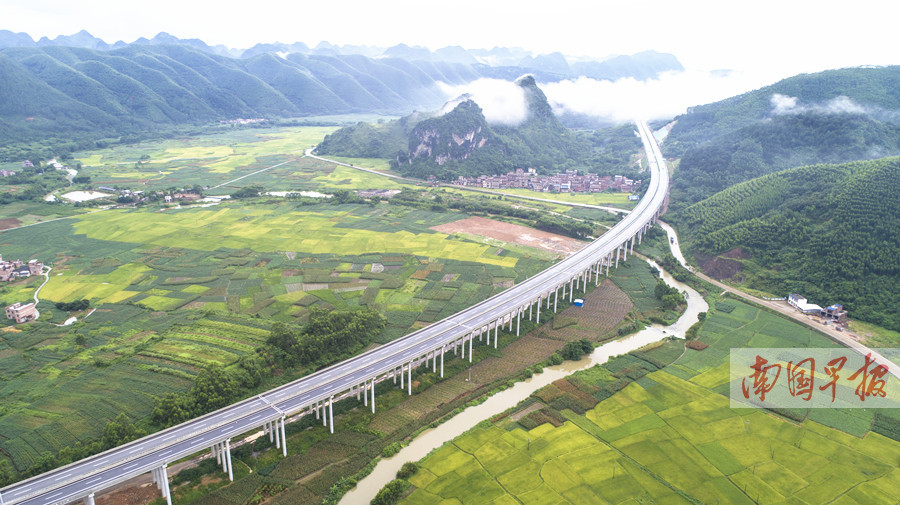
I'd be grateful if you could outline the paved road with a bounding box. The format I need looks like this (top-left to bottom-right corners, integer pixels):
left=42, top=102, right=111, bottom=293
left=1, top=121, right=668, bottom=505
left=656, top=221, right=900, bottom=380
left=306, top=150, right=418, bottom=183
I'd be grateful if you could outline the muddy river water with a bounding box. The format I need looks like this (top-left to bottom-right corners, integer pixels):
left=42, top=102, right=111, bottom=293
left=339, top=258, right=708, bottom=504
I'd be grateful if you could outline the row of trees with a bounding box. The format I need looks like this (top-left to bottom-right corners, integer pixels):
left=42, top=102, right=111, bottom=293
left=55, top=299, right=90, bottom=311
left=266, top=308, right=385, bottom=366
left=152, top=309, right=384, bottom=427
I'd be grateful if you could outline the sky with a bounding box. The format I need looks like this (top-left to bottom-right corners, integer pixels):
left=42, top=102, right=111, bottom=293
left=3, top=0, right=898, bottom=121
left=4, top=0, right=897, bottom=74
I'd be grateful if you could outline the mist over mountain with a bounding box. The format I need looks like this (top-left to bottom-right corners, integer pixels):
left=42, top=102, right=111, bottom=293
left=663, top=66, right=900, bottom=207
left=318, top=76, right=641, bottom=179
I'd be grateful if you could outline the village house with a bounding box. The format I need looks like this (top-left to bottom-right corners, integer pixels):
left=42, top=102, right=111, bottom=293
left=5, top=302, right=39, bottom=323
left=456, top=168, right=640, bottom=194
left=788, top=293, right=848, bottom=321
left=0, top=169, right=16, bottom=177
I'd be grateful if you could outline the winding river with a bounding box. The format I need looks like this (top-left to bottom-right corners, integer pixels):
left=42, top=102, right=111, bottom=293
left=339, top=258, right=708, bottom=505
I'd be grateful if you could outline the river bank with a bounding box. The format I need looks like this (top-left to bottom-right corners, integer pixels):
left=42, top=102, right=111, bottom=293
left=339, top=259, right=707, bottom=504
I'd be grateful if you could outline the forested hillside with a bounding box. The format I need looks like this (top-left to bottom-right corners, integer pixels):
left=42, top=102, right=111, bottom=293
left=319, top=76, right=642, bottom=179
left=0, top=31, right=682, bottom=162
left=0, top=45, right=478, bottom=154
left=672, top=157, right=900, bottom=330
left=315, top=114, right=424, bottom=159
left=664, top=66, right=900, bottom=208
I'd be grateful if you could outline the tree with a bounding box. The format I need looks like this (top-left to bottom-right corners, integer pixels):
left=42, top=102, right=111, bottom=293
left=230, top=185, right=263, bottom=199
left=661, top=293, right=683, bottom=310
left=31, top=452, right=58, bottom=474
left=151, top=392, right=194, bottom=427
left=191, top=365, right=238, bottom=413
left=101, top=413, right=143, bottom=450
left=0, top=459, right=14, bottom=487
left=396, top=462, right=419, bottom=479
left=371, top=479, right=410, bottom=505
left=559, top=339, right=593, bottom=361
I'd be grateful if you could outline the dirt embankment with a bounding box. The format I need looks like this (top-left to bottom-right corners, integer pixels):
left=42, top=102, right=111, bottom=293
left=0, top=218, right=23, bottom=230
left=695, top=247, right=749, bottom=280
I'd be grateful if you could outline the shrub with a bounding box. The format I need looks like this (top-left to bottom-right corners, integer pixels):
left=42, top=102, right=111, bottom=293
left=716, top=302, right=736, bottom=313
left=381, top=442, right=402, bottom=458
left=558, top=339, right=593, bottom=361
left=371, top=479, right=410, bottom=505
left=396, top=462, right=418, bottom=480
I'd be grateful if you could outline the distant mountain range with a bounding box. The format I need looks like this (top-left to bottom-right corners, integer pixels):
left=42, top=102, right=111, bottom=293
left=0, top=29, right=682, bottom=152
left=0, top=29, right=683, bottom=81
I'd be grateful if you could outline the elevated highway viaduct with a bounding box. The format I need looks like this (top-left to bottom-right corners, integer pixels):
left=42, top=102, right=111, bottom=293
left=0, top=120, right=669, bottom=505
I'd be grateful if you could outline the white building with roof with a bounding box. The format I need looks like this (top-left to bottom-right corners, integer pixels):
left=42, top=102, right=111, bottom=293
left=788, top=293, right=823, bottom=314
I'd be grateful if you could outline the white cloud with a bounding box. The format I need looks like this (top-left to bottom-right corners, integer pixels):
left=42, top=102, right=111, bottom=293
left=822, top=96, right=868, bottom=114
left=540, top=70, right=778, bottom=123
left=437, top=79, right=528, bottom=126
left=770, top=94, right=869, bottom=115
left=770, top=93, right=798, bottom=114
left=434, top=70, right=782, bottom=127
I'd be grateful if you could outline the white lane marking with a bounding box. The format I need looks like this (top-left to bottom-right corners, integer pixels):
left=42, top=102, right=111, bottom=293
left=86, top=476, right=103, bottom=485
left=46, top=491, right=65, bottom=500
left=128, top=446, right=145, bottom=454
left=161, top=433, right=177, bottom=441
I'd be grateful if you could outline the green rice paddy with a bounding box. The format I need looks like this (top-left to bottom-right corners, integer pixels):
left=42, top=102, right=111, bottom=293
left=0, top=198, right=556, bottom=472
left=402, top=299, right=900, bottom=505
left=488, top=187, right=637, bottom=209
left=75, top=126, right=338, bottom=191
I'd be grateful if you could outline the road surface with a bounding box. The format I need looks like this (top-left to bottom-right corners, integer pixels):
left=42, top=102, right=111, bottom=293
left=1, top=121, right=668, bottom=505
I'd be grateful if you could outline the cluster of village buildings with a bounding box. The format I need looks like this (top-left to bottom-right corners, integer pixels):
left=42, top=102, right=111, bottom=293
left=453, top=168, right=641, bottom=194
left=788, top=293, right=848, bottom=326
left=98, top=186, right=204, bottom=204
left=0, top=160, right=32, bottom=176
left=0, top=255, right=43, bottom=282
left=3, top=160, right=64, bottom=177
left=1, top=255, right=44, bottom=324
